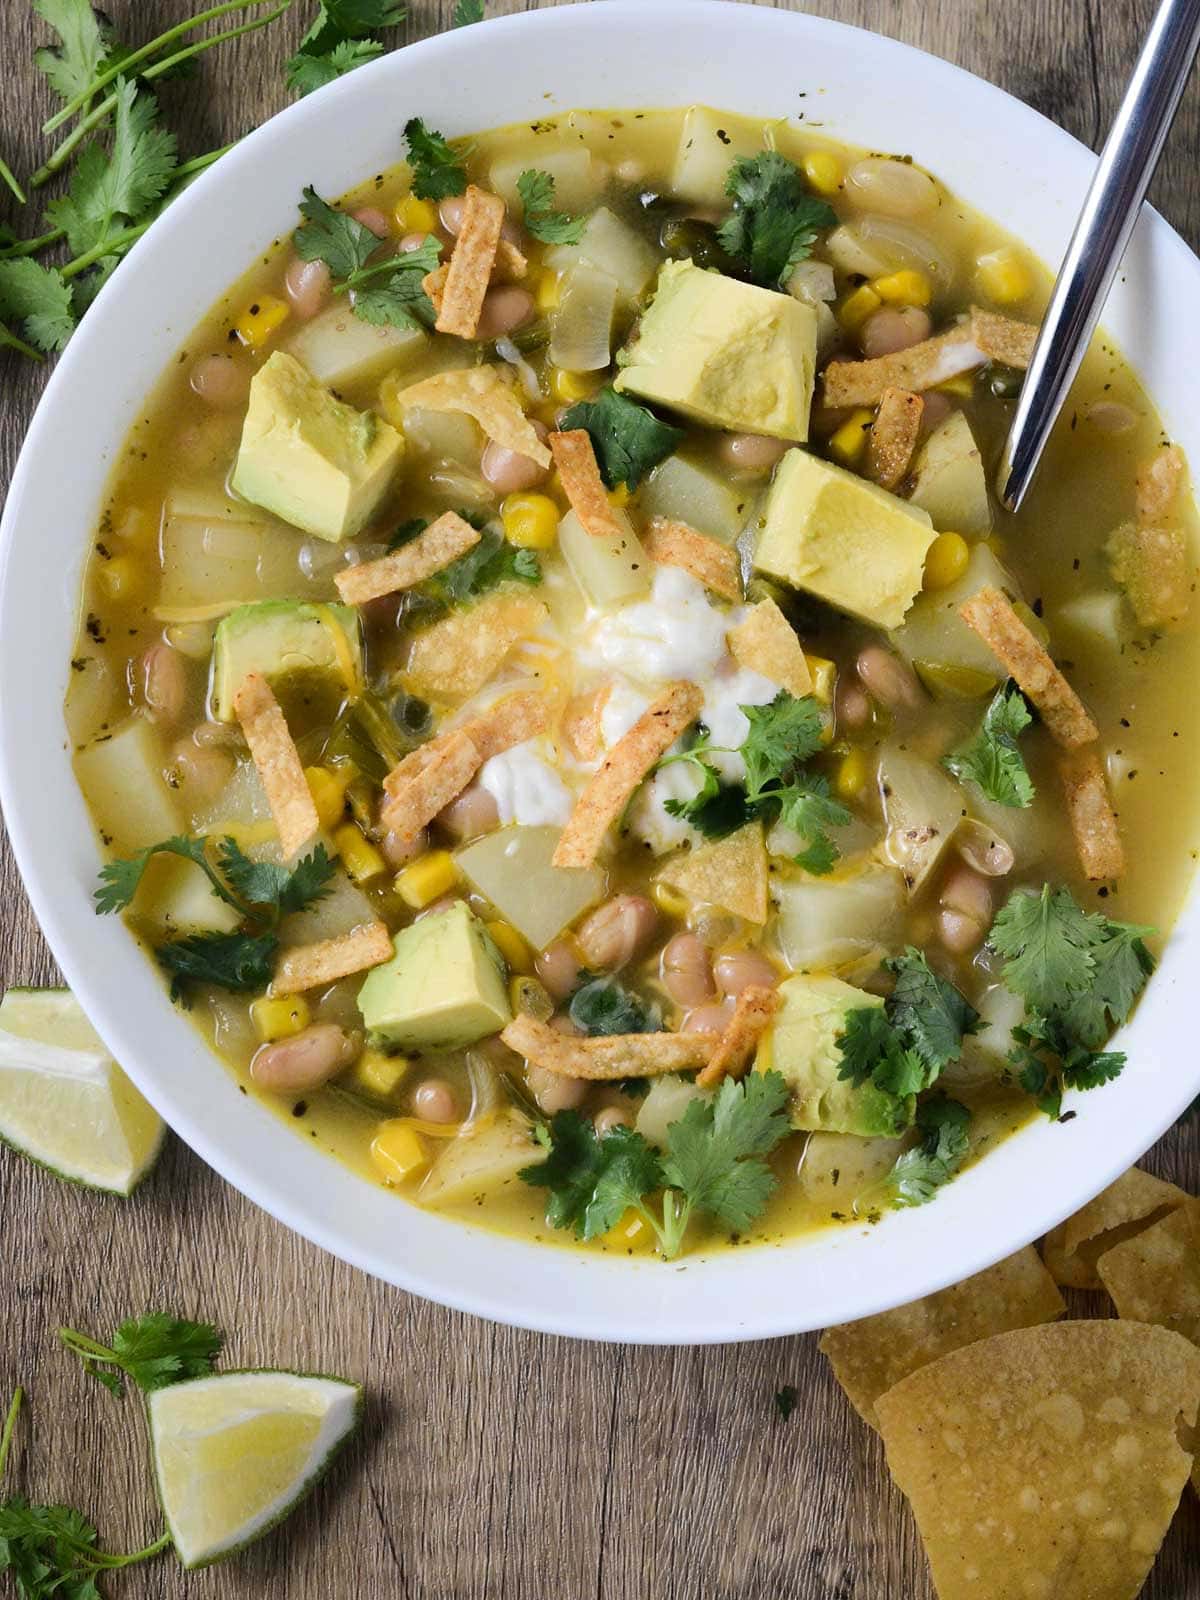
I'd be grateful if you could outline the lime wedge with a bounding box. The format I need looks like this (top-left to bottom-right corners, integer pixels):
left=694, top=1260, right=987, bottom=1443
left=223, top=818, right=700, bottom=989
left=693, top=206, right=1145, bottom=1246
left=149, top=1371, right=361, bottom=1567
left=0, top=987, right=164, bottom=1195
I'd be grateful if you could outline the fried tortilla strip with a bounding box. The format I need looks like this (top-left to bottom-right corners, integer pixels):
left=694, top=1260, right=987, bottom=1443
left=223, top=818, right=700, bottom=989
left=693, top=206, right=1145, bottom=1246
left=273, top=921, right=393, bottom=997
left=644, top=517, right=741, bottom=601
left=561, top=686, right=611, bottom=764
left=875, top=1322, right=1200, bottom=1600
left=423, top=236, right=528, bottom=310
left=822, top=308, right=1038, bottom=408
left=382, top=693, right=550, bottom=814
left=959, top=585, right=1098, bottom=748
left=553, top=681, right=705, bottom=868
left=865, top=385, right=924, bottom=490
left=232, top=672, right=320, bottom=860
left=404, top=591, right=548, bottom=703
left=501, top=1012, right=711, bottom=1080
left=656, top=823, right=769, bottom=925
left=395, top=365, right=550, bottom=465
left=820, top=1245, right=1065, bottom=1429
left=1042, top=1165, right=1189, bottom=1289
left=434, top=184, right=505, bottom=339
left=1107, top=521, right=1193, bottom=631
left=1060, top=748, right=1125, bottom=881
left=549, top=430, right=627, bottom=541
left=380, top=728, right=480, bottom=842
left=1136, top=442, right=1185, bottom=523
left=726, top=599, right=813, bottom=698
left=335, top=511, right=481, bottom=605
left=697, top=986, right=780, bottom=1088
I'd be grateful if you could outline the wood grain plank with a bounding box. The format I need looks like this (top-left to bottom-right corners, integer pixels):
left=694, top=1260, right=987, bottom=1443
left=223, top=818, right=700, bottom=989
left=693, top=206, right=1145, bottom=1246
left=1, top=4, right=1198, bottom=1597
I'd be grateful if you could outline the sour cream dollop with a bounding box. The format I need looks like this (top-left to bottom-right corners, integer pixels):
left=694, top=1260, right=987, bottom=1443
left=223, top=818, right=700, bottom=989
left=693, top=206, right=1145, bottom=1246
left=478, top=738, right=573, bottom=827
left=584, top=567, right=729, bottom=685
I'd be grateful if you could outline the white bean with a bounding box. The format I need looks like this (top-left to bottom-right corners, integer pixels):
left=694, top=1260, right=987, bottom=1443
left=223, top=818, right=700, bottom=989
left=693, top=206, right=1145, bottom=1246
left=189, top=354, right=251, bottom=410
left=284, top=256, right=332, bottom=320
left=576, top=896, right=658, bottom=972
left=475, top=286, right=535, bottom=341
left=661, top=934, right=715, bottom=1008
left=351, top=205, right=391, bottom=238
left=719, top=433, right=789, bottom=473
left=526, top=1061, right=588, bottom=1114
left=594, top=1106, right=632, bottom=1136
left=251, top=1024, right=356, bottom=1094
left=140, top=642, right=188, bottom=725
left=681, top=1001, right=734, bottom=1036
left=536, top=940, right=583, bottom=1001
left=860, top=305, right=932, bottom=359
left=413, top=1078, right=458, bottom=1124
left=714, top=950, right=779, bottom=997
left=844, top=158, right=938, bottom=218
left=437, top=783, right=500, bottom=843
left=856, top=644, right=923, bottom=712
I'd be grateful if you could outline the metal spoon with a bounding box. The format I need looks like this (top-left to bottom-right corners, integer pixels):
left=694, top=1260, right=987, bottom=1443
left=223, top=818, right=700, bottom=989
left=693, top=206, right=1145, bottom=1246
left=998, top=0, right=1200, bottom=512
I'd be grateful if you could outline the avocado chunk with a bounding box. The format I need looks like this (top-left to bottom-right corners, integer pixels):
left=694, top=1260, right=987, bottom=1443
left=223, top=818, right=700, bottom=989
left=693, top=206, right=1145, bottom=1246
left=757, top=974, right=914, bottom=1136
left=231, top=351, right=403, bottom=542
left=209, top=599, right=364, bottom=722
left=357, top=902, right=512, bottom=1052
left=753, top=447, right=935, bottom=628
left=614, top=260, right=817, bottom=441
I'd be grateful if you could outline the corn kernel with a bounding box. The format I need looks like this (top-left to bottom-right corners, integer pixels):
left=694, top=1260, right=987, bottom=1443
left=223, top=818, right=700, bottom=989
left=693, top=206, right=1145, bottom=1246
left=370, top=1119, right=429, bottom=1184
left=872, top=268, right=932, bottom=308
left=250, top=994, right=311, bottom=1043
left=550, top=367, right=595, bottom=404
left=923, top=531, right=971, bottom=591
left=534, top=268, right=561, bottom=312
left=501, top=492, right=559, bottom=550
left=608, top=483, right=631, bottom=509
left=234, top=293, right=290, bottom=349
left=838, top=284, right=881, bottom=333
left=652, top=880, right=689, bottom=918
left=805, top=654, right=837, bottom=705
left=396, top=849, right=458, bottom=909
left=510, top=974, right=553, bottom=1021
left=802, top=150, right=843, bottom=196
left=827, top=408, right=874, bottom=467
left=96, top=555, right=140, bottom=600
left=332, top=822, right=387, bottom=884
left=602, top=1207, right=657, bottom=1253
left=487, top=918, right=532, bottom=973
left=835, top=747, right=870, bottom=802
left=394, top=193, right=438, bottom=234
left=976, top=245, right=1032, bottom=306
left=936, top=373, right=974, bottom=399
left=347, top=1048, right=410, bottom=1103
left=305, top=765, right=351, bottom=830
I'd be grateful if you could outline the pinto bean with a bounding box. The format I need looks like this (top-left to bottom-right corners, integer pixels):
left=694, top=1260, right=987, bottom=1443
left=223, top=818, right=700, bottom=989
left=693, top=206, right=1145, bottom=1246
left=481, top=420, right=550, bottom=494
left=661, top=934, right=715, bottom=1008
left=718, top=432, right=790, bottom=473
left=536, top=940, right=583, bottom=1001
left=714, top=950, right=779, bottom=997
left=251, top=1024, right=356, bottom=1094
left=940, top=864, right=993, bottom=925
left=437, top=783, right=500, bottom=843
left=835, top=678, right=872, bottom=733
left=844, top=157, right=938, bottom=219
left=681, top=1000, right=735, bottom=1036
left=140, top=642, right=188, bottom=725
left=351, top=205, right=391, bottom=238
left=380, top=827, right=429, bottom=869
left=594, top=1106, right=632, bottom=1136
left=189, top=353, right=251, bottom=409
left=170, top=738, right=234, bottom=807
left=856, top=644, right=924, bottom=712
left=475, top=285, right=535, bottom=341
left=413, top=1078, right=459, bottom=1124
left=938, top=907, right=986, bottom=955
left=526, top=1061, right=588, bottom=1114
left=860, top=304, right=932, bottom=359
left=284, top=256, right=332, bottom=320
left=575, top=895, right=658, bottom=972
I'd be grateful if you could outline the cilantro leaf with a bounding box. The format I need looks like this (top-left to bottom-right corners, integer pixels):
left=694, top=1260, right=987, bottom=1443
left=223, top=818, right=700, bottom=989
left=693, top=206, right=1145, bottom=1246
left=943, top=684, right=1035, bottom=808
left=516, top=169, right=585, bottom=245
left=453, top=0, right=485, bottom=21
left=659, top=1070, right=792, bottom=1239
left=32, top=0, right=116, bottom=104
left=58, top=1314, right=222, bottom=1397
left=293, top=189, right=439, bottom=326
left=93, top=835, right=242, bottom=916
left=886, top=947, right=980, bottom=1076
left=882, top=1096, right=971, bottom=1208
left=288, top=0, right=405, bottom=84
left=988, top=884, right=1105, bottom=1017
left=216, top=839, right=337, bottom=920
left=773, top=772, right=850, bottom=877
left=663, top=776, right=755, bottom=840
left=1058, top=921, right=1154, bottom=1049
left=352, top=263, right=436, bottom=328
left=47, top=79, right=177, bottom=259
left=427, top=526, right=541, bottom=602
left=716, top=152, right=837, bottom=287
left=388, top=516, right=430, bottom=551
left=774, top=1385, right=798, bottom=1421
left=518, top=1112, right=663, bottom=1240
left=739, top=693, right=826, bottom=799
left=294, top=185, right=380, bottom=279
left=558, top=386, right=684, bottom=489
left=155, top=932, right=278, bottom=1005
left=0, top=258, right=76, bottom=353
left=287, top=36, right=383, bottom=95
left=569, top=977, right=661, bottom=1037
left=403, top=117, right=469, bottom=201
left=835, top=1006, right=904, bottom=1089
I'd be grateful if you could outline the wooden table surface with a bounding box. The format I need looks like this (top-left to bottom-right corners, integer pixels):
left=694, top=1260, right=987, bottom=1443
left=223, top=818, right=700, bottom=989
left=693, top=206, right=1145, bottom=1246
left=2, top=2, right=1199, bottom=1595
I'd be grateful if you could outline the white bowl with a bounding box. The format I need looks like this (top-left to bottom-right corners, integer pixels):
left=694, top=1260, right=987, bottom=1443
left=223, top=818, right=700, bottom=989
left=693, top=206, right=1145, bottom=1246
left=2, top=0, right=1197, bottom=1344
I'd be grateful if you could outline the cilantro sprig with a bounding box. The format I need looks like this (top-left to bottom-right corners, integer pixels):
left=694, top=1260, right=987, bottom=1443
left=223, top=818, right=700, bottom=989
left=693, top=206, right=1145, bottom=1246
left=286, top=1, right=406, bottom=96
left=428, top=525, right=541, bottom=602
left=403, top=117, right=469, bottom=201
left=558, top=386, right=684, bottom=490
left=568, top=976, right=661, bottom=1037
left=520, top=1071, right=793, bottom=1259
left=452, top=0, right=485, bottom=22
left=94, top=835, right=335, bottom=1004
left=877, top=1096, right=972, bottom=1208
left=716, top=152, right=837, bottom=288
left=293, top=185, right=441, bottom=329
left=516, top=169, right=584, bottom=245
left=58, top=1314, right=222, bottom=1398
left=989, top=885, right=1154, bottom=1117
left=837, top=948, right=979, bottom=1107
left=943, top=684, right=1035, bottom=808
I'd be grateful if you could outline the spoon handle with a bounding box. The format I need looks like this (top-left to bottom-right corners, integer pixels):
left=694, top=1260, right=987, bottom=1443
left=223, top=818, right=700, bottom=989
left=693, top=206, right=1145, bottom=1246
left=998, top=0, right=1200, bottom=512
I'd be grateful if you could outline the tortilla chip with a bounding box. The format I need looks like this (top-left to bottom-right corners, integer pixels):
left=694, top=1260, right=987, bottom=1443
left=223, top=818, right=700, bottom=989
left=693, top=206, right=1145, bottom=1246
left=423, top=237, right=528, bottom=311
left=553, top=681, right=704, bottom=869
left=1135, top=442, right=1185, bottom=524
left=820, top=1246, right=1065, bottom=1430
left=394, top=366, right=550, bottom=466
left=232, top=672, right=319, bottom=860
left=561, top=686, right=610, bottom=764
left=960, top=586, right=1098, bottom=748
left=644, top=517, right=741, bottom=601
left=697, top=985, right=780, bottom=1088
left=1099, top=1196, right=1200, bottom=1336
left=380, top=729, right=480, bottom=842
left=726, top=599, right=813, bottom=698
left=1042, top=1166, right=1190, bottom=1289
left=969, top=306, right=1038, bottom=369
left=865, top=385, right=924, bottom=490
left=335, top=511, right=481, bottom=606
left=875, top=1321, right=1200, bottom=1600
left=272, top=921, right=393, bottom=996
left=1059, top=748, right=1125, bottom=881
left=1107, top=520, right=1192, bottom=631
left=404, top=591, right=548, bottom=703
left=655, top=823, right=769, bottom=924
left=500, top=1012, right=711, bottom=1080
left=434, top=183, right=505, bottom=339
left=549, top=430, right=627, bottom=541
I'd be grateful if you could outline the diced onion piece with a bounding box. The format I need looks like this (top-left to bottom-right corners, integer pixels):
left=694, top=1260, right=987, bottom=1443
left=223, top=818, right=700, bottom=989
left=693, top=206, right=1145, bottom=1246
left=877, top=741, right=963, bottom=895
left=549, top=264, right=618, bottom=373
left=557, top=507, right=650, bottom=608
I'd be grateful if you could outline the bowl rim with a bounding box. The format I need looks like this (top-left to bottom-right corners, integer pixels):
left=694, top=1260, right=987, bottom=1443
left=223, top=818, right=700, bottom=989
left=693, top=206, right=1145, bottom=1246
left=2, top=0, right=1198, bottom=1345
